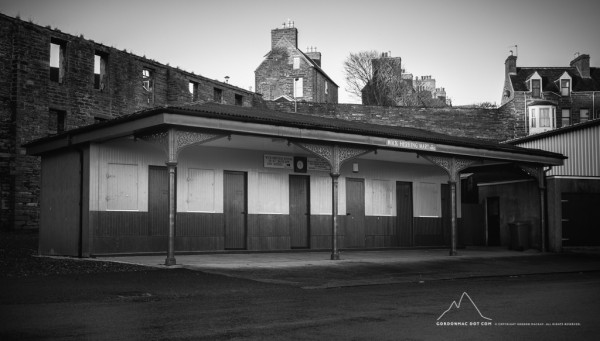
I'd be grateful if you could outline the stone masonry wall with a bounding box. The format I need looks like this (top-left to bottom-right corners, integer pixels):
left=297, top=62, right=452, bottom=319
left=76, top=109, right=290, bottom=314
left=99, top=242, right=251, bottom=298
left=0, top=14, right=257, bottom=229
left=263, top=101, right=522, bottom=142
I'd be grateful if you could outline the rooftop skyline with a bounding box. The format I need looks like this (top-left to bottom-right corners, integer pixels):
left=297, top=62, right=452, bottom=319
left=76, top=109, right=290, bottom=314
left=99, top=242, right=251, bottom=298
left=1, top=0, right=598, bottom=105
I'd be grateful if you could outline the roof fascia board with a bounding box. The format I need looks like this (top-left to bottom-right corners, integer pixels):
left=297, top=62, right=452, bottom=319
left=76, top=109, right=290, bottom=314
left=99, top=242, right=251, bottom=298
left=70, top=115, right=166, bottom=145
left=164, top=114, right=564, bottom=166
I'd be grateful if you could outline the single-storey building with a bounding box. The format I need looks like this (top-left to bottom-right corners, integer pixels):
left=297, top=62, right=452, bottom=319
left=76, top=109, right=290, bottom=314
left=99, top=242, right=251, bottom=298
left=26, top=103, right=564, bottom=264
left=496, top=118, right=599, bottom=251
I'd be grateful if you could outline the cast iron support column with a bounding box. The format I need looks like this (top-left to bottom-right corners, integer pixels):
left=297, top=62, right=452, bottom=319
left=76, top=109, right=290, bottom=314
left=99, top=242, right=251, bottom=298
left=139, top=128, right=226, bottom=266
left=448, top=180, right=458, bottom=256
left=330, top=173, right=340, bottom=260
left=165, top=161, right=177, bottom=265
left=419, top=154, right=479, bottom=256
left=292, top=141, right=375, bottom=260
left=520, top=165, right=546, bottom=252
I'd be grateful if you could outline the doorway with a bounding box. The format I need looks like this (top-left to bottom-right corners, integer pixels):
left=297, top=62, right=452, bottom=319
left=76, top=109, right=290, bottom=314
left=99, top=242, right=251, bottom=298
left=289, top=175, right=310, bottom=248
left=396, top=181, right=413, bottom=247
left=224, top=171, right=247, bottom=249
left=486, top=197, right=501, bottom=246
left=345, top=178, right=365, bottom=248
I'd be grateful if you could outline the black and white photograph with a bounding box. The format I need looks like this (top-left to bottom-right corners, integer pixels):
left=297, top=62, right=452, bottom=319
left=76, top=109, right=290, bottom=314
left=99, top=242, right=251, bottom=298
left=1, top=0, right=599, bottom=339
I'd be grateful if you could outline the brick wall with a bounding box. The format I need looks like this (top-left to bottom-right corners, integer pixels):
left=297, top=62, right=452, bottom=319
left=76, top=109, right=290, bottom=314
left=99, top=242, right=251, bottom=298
left=0, top=14, right=257, bottom=229
left=263, top=101, right=521, bottom=141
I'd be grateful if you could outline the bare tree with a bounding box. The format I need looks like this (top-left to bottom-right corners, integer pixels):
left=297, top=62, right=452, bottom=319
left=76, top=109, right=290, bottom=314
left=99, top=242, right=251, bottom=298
left=344, top=50, right=415, bottom=106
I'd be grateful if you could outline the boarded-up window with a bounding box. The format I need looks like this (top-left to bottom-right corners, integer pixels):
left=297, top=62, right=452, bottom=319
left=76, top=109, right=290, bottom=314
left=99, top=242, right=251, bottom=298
left=257, top=172, right=287, bottom=214
left=311, top=176, right=332, bottom=214
left=293, top=57, right=300, bottom=69
left=294, top=77, right=303, bottom=98
left=187, top=168, right=215, bottom=212
left=416, top=182, right=440, bottom=217
left=371, top=179, right=393, bottom=216
left=106, top=163, right=138, bottom=211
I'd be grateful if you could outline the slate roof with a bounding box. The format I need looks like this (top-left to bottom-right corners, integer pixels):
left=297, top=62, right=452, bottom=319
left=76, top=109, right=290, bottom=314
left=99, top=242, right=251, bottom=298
left=510, top=67, right=600, bottom=92
left=25, top=102, right=564, bottom=161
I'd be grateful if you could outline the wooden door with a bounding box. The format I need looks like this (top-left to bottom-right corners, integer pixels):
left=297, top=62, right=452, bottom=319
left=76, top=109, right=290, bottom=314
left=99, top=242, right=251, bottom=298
left=562, top=193, right=600, bottom=246
left=148, top=166, right=169, bottom=236
left=441, top=183, right=451, bottom=245
left=289, top=175, right=310, bottom=248
left=345, top=178, right=365, bottom=248
left=224, top=171, right=247, bottom=249
left=396, top=181, right=413, bottom=247
left=486, top=197, right=501, bottom=246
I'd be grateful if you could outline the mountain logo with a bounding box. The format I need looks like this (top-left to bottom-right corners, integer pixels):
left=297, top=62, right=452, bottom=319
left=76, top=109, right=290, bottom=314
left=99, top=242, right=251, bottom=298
left=437, top=292, right=492, bottom=321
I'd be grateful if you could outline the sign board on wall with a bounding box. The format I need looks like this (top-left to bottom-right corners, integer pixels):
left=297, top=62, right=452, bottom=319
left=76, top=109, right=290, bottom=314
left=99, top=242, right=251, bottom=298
left=264, top=155, right=330, bottom=172
left=386, top=139, right=437, bottom=151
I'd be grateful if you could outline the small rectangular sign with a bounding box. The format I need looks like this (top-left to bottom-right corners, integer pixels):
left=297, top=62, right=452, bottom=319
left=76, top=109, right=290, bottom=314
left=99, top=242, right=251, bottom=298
left=307, top=157, right=330, bottom=172
left=264, top=154, right=293, bottom=169
left=386, top=139, right=437, bottom=151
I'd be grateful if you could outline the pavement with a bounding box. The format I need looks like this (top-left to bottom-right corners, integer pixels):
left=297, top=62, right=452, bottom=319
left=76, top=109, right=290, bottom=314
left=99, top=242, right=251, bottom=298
left=100, top=247, right=600, bottom=289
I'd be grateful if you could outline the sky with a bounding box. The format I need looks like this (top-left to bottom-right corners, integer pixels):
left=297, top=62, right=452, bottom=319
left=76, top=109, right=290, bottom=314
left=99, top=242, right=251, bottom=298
left=1, top=0, right=599, bottom=106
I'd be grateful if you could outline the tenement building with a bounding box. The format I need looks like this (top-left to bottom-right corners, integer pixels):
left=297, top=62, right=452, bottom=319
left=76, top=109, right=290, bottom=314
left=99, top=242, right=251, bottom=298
left=500, top=53, right=600, bottom=135
left=0, top=13, right=258, bottom=229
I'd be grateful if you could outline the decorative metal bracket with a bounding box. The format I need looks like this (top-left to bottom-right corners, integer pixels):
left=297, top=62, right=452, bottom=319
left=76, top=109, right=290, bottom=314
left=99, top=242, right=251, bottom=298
left=138, top=128, right=225, bottom=163
left=419, top=154, right=480, bottom=182
left=293, top=142, right=375, bottom=175
left=519, top=164, right=545, bottom=189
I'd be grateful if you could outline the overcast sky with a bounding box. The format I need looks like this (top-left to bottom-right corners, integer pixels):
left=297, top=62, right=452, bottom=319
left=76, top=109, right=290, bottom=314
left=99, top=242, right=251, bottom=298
left=1, top=0, right=599, bottom=105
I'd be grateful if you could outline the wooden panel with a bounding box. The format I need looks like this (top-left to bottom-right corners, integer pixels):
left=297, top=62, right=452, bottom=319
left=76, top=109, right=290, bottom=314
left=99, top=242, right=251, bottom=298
left=107, top=163, right=139, bottom=210
left=247, top=214, right=290, bottom=250
left=289, top=175, right=310, bottom=248
left=562, top=193, right=600, bottom=246
left=39, top=150, right=82, bottom=256
left=311, top=176, right=332, bottom=214
left=413, top=217, right=444, bottom=246
left=310, top=215, right=334, bottom=249
left=370, top=179, right=394, bottom=216
left=415, top=182, right=441, bottom=217
left=177, top=212, right=224, bottom=237
left=396, top=181, right=414, bottom=247
left=345, top=178, right=365, bottom=248
left=365, top=216, right=396, bottom=248
left=148, top=166, right=169, bottom=236
left=187, top=168, right=215, bottom=212
left=257, top=172, right=288, bottom=213
left=224, top=171, right=247, bottom=249
left=93, top=211, right=149, bottom=236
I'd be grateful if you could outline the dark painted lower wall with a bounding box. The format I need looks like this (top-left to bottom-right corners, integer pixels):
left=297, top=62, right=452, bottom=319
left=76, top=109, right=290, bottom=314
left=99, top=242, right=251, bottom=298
left=88, top=211, right=451, bottom=255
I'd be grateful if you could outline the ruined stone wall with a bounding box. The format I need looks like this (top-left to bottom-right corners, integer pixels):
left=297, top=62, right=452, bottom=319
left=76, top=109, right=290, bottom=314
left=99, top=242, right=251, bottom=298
left=0, top=13, right=257, bottom=229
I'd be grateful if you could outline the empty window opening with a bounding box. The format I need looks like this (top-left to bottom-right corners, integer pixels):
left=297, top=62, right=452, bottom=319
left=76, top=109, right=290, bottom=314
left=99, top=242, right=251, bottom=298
left=189, top=81, right=199, bottom=101
left=48, top=109, right=66, bottom=135
left=235, top=94, right=243, bottom=106
left=213, top=88, right=223, bottom=103
left=531, top=79, right=541, bottom=98
left=49, top=39, right=66, bottom=83
left=561, top=79, right=570, bottom=96
left=142, top=68, right=154, bottom=92
left=94, top=52, right=107, bottom=90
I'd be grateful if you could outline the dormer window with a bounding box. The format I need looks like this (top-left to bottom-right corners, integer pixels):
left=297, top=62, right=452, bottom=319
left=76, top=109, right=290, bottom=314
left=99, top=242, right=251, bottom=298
left=531, top=79, right=541, bottom=98
left=561, top=79, right=570, bottom=96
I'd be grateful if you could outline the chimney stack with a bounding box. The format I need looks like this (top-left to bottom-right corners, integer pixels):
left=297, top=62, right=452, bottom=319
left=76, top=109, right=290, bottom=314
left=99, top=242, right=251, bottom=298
left=306, top=46, right=321, bottom=67
left=271, top=20, right=298, bottom=49
left=505, top=55, right=517, bottom=75
left=570, top=53, right=590, bottom=78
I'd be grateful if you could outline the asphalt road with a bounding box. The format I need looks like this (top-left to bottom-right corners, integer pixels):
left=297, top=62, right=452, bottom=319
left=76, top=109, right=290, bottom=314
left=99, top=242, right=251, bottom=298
left=1, top=268, right=599, bottom=340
